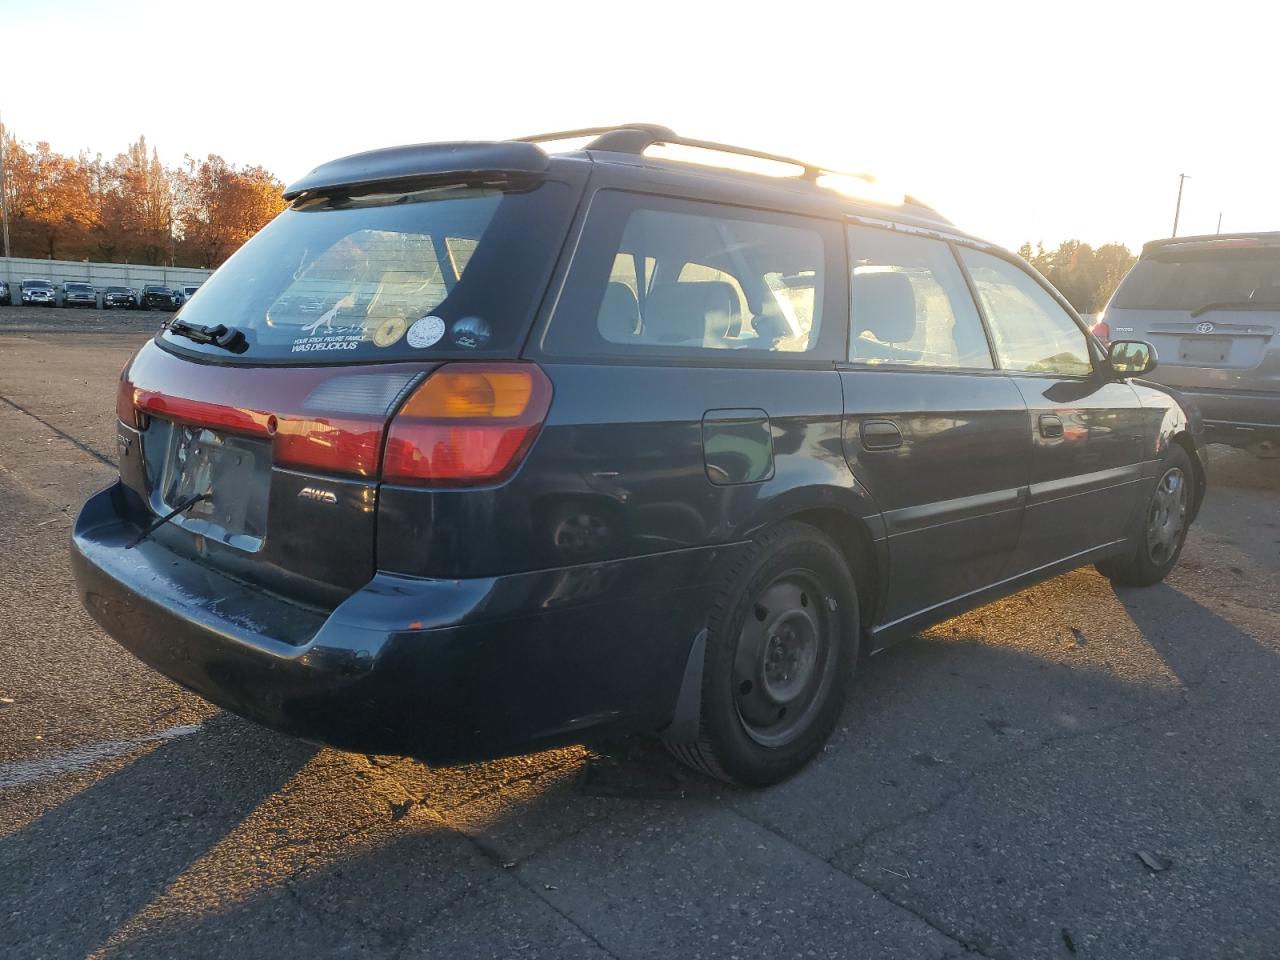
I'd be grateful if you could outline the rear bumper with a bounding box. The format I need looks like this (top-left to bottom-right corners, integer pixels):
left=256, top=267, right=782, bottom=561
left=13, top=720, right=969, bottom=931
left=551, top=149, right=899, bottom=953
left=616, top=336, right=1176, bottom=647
left=72, top=482, right=728, bottom=763
left=1176, top=387, right=1280, bottom=442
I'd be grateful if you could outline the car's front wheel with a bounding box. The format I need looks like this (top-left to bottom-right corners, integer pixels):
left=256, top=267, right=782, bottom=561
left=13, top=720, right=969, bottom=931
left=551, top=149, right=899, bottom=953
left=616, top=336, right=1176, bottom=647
left=667, top=522, right=859, bottom=786
left=1096, top=444, right=1195, bottom=587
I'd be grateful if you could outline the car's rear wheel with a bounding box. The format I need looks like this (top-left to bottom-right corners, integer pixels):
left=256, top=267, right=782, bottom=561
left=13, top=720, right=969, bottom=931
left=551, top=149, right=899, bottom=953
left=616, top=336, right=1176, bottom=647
left=1096, top=444, right=1195, bottom=587
left=667, top=522, right=858, bottom=786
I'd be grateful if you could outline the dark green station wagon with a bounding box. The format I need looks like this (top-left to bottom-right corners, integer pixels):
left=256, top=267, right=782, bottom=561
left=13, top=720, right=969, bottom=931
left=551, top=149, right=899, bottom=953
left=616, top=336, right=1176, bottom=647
left=73, top=124, right=1206, bottom=785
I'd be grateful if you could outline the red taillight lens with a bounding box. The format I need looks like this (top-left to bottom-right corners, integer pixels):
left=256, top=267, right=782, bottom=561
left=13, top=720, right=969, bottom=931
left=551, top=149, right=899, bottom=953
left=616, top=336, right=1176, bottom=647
left=383, top=363, right=553, bottom=486
left=1090, top=319, right=1110, bottom=346
left=116, top=369, right=138, bottom=427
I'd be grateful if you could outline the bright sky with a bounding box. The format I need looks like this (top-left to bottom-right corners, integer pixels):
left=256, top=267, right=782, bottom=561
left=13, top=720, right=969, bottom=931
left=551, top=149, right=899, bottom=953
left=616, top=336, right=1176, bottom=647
left=3, top=0, right=1277, bottom=253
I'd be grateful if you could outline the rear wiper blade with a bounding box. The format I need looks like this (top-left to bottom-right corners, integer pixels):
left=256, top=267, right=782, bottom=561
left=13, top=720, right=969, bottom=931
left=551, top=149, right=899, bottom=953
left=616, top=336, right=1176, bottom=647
left=1189, top=300, right=1280, bottom=318
left=166, top=318, right=249, bottom=353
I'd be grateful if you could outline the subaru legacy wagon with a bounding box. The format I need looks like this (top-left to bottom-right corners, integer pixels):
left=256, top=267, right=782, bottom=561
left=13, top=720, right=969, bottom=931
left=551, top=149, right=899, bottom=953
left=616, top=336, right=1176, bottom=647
left=1098, top=233, right=1280, bottom=458
left=73, top=125, right=1206, bottom=785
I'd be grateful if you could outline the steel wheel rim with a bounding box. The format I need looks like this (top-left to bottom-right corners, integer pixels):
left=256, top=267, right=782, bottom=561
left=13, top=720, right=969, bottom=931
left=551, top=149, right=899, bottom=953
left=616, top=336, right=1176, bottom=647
left=1146, top=466, right=1188, bottom=565
left=733, top=570, right=836, bottom=748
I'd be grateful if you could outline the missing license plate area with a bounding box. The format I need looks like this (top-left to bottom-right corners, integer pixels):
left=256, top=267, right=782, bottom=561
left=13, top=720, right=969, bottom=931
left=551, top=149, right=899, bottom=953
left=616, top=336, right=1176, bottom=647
left=161, top=424, right=270, bottom=549
left=1179, top=337, right=1230, bottom=364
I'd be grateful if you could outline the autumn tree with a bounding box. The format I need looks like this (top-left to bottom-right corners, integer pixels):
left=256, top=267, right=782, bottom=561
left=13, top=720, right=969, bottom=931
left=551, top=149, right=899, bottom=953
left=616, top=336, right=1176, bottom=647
left=178, top=155, right=285, bottom=268
left=0, top=132, right=284, bottom=267
left=3, top=139, right=98, bottom=260
left=97, top=136, right=176, bottom=265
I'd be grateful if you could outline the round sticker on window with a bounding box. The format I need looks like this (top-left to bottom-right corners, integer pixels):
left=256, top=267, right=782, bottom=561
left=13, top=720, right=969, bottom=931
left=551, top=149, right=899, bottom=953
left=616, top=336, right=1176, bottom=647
left=371, top=315, right=408, bottom=348
left=406, top=315, right=446, bottom=349
left=452, top=315, right=491, bottom=350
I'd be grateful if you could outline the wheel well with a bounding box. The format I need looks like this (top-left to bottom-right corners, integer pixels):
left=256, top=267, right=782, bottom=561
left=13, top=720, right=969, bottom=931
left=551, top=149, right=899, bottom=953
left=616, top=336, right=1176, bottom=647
left=1170, top=431, right=1206, bottom=519
left=785, top=508, right=878, bottom=636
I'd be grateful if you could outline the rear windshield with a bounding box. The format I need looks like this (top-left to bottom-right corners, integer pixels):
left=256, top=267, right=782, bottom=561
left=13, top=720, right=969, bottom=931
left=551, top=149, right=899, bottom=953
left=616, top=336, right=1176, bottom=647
left=161, top=180, right=575, bottom=364
left=1112, top=242, right=1280, bottom=310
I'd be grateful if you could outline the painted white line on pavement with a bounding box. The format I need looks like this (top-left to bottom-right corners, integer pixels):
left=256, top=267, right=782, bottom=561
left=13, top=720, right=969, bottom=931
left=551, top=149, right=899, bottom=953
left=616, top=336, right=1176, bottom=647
left=0, top=723, right=204, bottom=791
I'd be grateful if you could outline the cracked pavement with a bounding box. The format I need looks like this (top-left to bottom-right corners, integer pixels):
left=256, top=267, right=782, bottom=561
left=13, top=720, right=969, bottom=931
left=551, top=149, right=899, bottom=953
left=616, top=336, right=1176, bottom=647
left=2, top=312, right=1278, bottom=959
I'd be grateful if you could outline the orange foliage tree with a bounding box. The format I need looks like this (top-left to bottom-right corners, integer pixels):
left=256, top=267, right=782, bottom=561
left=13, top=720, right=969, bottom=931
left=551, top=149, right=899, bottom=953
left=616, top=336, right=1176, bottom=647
left=177, top=155, right=286, bottom=268
left=0, top=131, right=284, bottom=267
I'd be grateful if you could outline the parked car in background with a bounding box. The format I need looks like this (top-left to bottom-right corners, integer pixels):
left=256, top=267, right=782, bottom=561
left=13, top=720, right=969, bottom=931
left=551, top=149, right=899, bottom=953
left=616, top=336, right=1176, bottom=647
left=62, top=281, right=97, bottom=308
left=20, top=279, right=56, bottom=306
left=1099, top=232, right=1280, bottom=458
left=104, top=286, right=138, bottom=310
left=0, top=279, right=10, bottom=306
left=139, top=285, right=178, bottom=310
left=180, top=284, right=202, bottom=305
left=73, top=125, right=1207, bottom=787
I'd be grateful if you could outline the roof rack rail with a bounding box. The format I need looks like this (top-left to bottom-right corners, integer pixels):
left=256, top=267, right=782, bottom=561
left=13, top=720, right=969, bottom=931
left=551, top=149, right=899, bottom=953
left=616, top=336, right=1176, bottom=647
left=515, top=123, right=874, bottom=184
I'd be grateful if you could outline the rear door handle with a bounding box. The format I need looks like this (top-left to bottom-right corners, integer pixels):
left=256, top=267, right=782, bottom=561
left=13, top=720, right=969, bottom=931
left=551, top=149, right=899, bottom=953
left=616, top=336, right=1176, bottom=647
left=1039, top=414, right=1064, bottom=439
left=860, top=419, right=902, bottom=451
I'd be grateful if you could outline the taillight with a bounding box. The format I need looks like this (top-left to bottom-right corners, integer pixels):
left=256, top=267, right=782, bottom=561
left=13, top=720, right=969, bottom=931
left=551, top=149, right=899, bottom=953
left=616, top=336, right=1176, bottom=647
left=1090, top=319, right=1110, bottom=346
left=382, top=363, right=553, bottom=486
left=116, top=365, right=138, bottom=427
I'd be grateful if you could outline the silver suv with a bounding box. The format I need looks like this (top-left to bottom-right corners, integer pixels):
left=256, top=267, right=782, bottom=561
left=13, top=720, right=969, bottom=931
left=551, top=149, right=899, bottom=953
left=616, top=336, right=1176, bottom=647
left=1100, top=233, right=1280, bottom=457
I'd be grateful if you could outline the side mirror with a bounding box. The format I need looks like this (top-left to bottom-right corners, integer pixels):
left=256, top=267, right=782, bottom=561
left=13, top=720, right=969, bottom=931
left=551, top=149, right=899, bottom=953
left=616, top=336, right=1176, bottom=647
left=1107, top=339, right=1158, bottom=378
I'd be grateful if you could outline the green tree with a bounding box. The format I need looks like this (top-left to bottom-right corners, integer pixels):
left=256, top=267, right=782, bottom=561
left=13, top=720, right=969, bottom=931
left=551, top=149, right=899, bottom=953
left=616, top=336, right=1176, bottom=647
left=1017, top=239, right=1136, bottom=313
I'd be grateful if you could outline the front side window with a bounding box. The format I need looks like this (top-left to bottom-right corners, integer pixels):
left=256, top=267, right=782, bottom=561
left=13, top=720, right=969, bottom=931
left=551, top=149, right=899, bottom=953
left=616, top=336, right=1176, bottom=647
left=544, top=191, right=839, bottom=359
left=958, top=247, right=1093, bottom=377
left=848, top=227, right=992, bottom=369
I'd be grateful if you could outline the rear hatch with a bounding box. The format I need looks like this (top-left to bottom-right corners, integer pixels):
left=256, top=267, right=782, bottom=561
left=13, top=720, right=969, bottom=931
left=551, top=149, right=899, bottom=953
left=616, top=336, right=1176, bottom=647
left=1103, top=236, right=1280, bottom=394
left=118, top=174, right=578, bottom=604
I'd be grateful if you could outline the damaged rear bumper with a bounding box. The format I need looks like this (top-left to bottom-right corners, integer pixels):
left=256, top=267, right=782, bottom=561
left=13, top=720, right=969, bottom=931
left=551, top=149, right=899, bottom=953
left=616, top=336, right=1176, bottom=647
left=71, top=482, right=725, bottom=764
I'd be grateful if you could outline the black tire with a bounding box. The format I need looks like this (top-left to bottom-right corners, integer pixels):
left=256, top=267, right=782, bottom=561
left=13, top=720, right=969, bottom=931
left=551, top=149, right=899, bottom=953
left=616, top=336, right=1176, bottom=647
left=1096, top=444, right=1195, bottom=587
left=667, top=521, right=859, bottom=786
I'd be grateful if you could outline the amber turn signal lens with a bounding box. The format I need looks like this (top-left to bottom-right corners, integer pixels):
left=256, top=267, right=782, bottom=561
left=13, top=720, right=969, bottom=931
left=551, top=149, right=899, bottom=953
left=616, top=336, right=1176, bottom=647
left=400, top=370, right=535, bottom=420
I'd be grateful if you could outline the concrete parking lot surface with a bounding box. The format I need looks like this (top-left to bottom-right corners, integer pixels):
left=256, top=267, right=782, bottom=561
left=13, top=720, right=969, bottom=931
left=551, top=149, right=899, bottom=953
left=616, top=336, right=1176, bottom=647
left=2, top=306, right=1278, bottom=959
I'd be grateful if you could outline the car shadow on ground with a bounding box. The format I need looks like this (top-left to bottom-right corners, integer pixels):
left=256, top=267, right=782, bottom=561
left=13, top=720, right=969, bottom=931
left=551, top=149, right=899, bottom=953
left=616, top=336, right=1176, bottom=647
left=4, top=569, right=1278, bottom=959
left=0, top=715, right=316, bottom=959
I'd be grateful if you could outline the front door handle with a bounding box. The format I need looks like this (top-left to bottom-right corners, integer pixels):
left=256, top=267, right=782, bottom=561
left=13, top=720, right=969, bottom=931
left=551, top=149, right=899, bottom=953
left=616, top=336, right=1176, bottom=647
left=860, top=419, right=903, bottom=451
left=1039, top=414, right=1064, bottom=439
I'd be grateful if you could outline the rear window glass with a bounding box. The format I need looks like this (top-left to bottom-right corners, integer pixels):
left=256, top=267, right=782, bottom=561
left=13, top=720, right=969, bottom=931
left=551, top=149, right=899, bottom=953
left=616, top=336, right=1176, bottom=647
left=543, top=191, right=841, bottom=360
left=1112, top=243, right=1280, bottom=309
left=160, top=181, right=574, bottom=364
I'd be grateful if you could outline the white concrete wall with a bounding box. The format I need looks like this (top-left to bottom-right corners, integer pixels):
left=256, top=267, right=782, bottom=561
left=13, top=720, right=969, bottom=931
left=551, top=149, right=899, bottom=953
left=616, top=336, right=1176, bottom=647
left=0, top=256, right=212, bottom=292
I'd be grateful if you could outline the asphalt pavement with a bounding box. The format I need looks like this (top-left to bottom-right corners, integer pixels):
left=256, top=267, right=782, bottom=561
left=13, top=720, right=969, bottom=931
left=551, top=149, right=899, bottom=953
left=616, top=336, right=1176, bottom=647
left=2, top=308, right=1278, bottom=959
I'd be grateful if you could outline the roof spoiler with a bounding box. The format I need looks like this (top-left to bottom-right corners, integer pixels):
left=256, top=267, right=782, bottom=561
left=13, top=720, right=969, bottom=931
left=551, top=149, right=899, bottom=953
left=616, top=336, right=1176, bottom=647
left=1143, top=232, right=1280, bottom=254
left=282, top=141, right=550, bottom=201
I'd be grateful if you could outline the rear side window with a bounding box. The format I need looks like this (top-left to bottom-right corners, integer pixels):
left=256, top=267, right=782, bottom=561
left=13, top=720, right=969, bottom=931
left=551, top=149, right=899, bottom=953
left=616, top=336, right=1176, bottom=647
left=1112, top=242, right=1280, bottom=310
left=847, top=227, right=992, bottom=369
left=958, top=248, right=1093, bottom=377
left=543, top=191, right=842, bottom=360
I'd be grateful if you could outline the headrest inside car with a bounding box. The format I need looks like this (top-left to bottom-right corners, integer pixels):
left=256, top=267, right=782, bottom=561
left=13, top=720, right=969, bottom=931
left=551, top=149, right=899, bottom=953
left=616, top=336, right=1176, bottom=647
left=598, top=281, right=641, bottom=341
left=643, top=281, right=741, bottom=345
left=853, top=271, right=917, bottom=344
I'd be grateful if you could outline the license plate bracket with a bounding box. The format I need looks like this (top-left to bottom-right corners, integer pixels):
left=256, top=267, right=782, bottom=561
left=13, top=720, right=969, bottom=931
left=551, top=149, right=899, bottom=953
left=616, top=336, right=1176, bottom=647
left=1179, top=337, right=1230, bottom=364
left=161, top=424, right=270, bottom=548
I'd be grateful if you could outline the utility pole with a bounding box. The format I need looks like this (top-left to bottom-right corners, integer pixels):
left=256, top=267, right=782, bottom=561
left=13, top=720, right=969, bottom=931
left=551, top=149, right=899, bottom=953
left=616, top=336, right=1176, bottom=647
left=1172, top=173, right=1190, bottom=238
left=1216, top=212, right=1223, bottom=235
left=0, top=108, right=11, bottom=259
